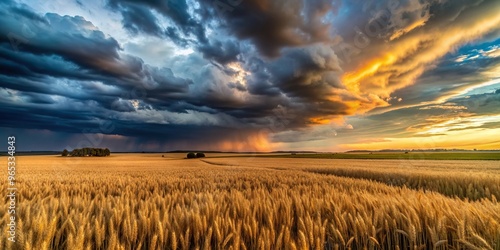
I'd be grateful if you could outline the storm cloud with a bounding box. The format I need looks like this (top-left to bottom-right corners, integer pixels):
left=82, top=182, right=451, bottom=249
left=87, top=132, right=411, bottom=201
left=1, top=0, right=500, bottom=151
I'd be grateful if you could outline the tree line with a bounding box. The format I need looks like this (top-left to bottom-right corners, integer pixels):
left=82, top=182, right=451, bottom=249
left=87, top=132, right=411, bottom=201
left=62, top=148, right=111, bottom=157
left=187, top=152, right=205, bottom=159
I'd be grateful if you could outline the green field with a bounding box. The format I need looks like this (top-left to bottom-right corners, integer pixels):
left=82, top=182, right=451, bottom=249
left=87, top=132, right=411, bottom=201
left=255, top=152, right=500, bottom=160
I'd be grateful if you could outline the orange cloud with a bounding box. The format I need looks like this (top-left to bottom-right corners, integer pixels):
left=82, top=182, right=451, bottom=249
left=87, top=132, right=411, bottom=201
left=389, top=18, right=428, bottom=41
left=341, top=4, right=500, bottom=103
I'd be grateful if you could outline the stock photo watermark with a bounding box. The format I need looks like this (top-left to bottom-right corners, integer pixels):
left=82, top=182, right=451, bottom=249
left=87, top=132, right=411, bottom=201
left=6, top=136, right=17, bottom=243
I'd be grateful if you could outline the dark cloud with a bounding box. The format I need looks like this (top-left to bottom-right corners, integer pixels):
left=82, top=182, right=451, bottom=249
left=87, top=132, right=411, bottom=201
left=1, top=0, right=500, bottom=151
left=198, top=39, right=240, bottom=64
left=452, top=91, right=500, bottom=115
left=108, top=0, right=338, bottom=58
left=164, top=26, right=190, bottom=47
left=227, top=82, right=247, bottom=92
left=0, top=2, right=272, bottom=151
left=0, top=8, right=123, bottom=79
left=22, top=92, right=56, bottom=104
left=0, top=3, right=198, bottom=110
left=120, top=4, right=163, bottom=36
left=242, top=44, right=369, bottom=127
left=108, top=0, right=207, bottom=43
left=201, top=0, right=335, bottom=57
left=267, top=45, right=343, bottom=99
left=101, top=0, right=373, bottom=129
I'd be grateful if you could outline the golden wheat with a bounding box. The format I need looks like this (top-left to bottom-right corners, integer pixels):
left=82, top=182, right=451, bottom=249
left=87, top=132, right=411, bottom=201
left=0, top=154, right=498, bottom=249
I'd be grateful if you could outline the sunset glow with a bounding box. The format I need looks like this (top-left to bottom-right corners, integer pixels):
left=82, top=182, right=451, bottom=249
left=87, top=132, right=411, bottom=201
left=1, top=0, right=500, bottom=152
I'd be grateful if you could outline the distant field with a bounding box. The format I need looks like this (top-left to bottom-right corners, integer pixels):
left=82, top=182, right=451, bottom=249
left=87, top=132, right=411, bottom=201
left=255, top=152, right=500, bottom=160
left=1, top=154, right=499, bottom=249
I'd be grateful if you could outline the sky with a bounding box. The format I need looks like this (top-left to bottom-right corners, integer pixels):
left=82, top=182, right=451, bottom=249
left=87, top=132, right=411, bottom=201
left=0, top=0, right=500, bottom=152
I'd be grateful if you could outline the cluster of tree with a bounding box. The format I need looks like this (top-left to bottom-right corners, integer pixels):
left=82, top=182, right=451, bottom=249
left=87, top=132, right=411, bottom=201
left=62, top=148, right=110, bottom=157
left=186, top=152, right=205, bottom=159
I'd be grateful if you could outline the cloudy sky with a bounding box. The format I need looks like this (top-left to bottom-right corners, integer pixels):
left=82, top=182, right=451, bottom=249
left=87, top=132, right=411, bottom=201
left=1, top=0, right=500, bottom=152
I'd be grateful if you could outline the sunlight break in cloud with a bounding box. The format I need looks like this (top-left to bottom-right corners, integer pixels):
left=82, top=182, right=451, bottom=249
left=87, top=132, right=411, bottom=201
left=1, top=0, right=500, bottom=151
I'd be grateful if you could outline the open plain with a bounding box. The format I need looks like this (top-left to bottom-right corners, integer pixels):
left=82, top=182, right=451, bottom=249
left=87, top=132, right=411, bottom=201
left=1, top=153, right=499, bottom=249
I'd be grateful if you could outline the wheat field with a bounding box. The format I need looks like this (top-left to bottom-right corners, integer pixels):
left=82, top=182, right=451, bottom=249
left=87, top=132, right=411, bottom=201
left=1, top=154, right=499, bottom=249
